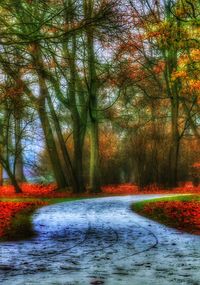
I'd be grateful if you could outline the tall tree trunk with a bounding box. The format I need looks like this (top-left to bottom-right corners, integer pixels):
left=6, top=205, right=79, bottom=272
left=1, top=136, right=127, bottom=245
left=7, top=167, right=22, bottom=193
left=89, top=119, right=101, bottom=192
left=85, top=0, right=101, bottom=193
left=73, top=124, right=86, bottom=193
left=14, top=117, right=26, bottom=182
left=32, top=44, right=69, bottom=189
left=169, top=95, right=180, bottom=187
left=37, top=78, right=68, bottom=189
left=38, top=104, right=68, bottom=189
left=0, top=163, right=3, bottom=186
left=66, top=34, right=86, bottom=192
left=31, top=42, right=76, bottom=190
left=162, top=4, right=181, bottom=188
left=15, top=152, right=25, bottom=183
left=46, top=94, right=79, bottom=193
left=2, top=160, right=22, bottom=193
left=62, top=2, right=87, bottom=193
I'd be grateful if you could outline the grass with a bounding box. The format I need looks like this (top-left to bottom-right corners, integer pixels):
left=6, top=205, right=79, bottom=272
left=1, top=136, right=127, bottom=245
left=0, top=197, right=83, bottom=203
left=132, top=194, right=196, bottom=211
left=0, top=197, right=82, bottom=242
left=131, top=194, right=200, bottom=234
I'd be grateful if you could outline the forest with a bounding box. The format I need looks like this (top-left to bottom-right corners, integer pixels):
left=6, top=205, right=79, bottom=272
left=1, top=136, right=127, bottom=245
left=0, top=0, right=199, bottom=194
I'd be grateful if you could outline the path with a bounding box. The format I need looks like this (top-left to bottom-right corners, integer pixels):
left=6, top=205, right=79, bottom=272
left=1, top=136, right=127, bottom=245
left=0, top=195, right=200, bottom=285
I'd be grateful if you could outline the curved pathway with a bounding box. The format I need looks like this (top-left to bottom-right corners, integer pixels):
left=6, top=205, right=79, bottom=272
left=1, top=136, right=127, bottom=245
left=0, top=195, right=200, bottom=285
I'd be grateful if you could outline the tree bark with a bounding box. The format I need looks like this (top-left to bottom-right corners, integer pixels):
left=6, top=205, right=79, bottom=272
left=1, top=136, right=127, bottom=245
left=0, top=163, right=3, bottom=186
left=31, top=43, right=69, bottom=189
left=14, top=116, right=26, bottom=182
left=73, top=123, right=86, bottom=193
left=1, top=159, right=22, bottom=193
left=46, top=94, right=79, bottom=193
left=6, top=166, right=22, bottom=193
left=169, top=95, right=180, bottom=187
left=89, top=119, right=101, bottom=192
left=37, top=81, right=68, bottom=189
left=38, top=106, right=68, bottom=189
left=67, top=34, right=86, bottom=193
left=85, top=0, right=101, bottom=193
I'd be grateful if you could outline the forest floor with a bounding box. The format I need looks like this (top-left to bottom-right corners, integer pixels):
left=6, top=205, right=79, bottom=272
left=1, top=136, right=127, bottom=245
left=132, top=195, right=200, bottom=235
left=0, top=195, right=200, bottom=285
left=0, top=182, right=200, bottom=198
left=0, top=183, right=200, bottom=241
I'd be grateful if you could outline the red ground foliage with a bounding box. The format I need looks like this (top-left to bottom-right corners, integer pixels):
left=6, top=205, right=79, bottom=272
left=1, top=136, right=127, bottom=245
left=0, top=183, right=199, bottom=239
left=102, top=182, right=200, bottom=195
left=102, top=184, right=139, bottom=194
left=0, top=182, right=199, bottom=198
left=139, top=201, right=200, bottom=235
left=0, top=201, right=47, bottom=238
left=0, top=183, right=57, bottom=198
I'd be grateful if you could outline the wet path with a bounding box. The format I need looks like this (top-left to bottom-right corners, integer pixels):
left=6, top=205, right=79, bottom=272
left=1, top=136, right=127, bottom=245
left=0, top=195, right=200, bottom=285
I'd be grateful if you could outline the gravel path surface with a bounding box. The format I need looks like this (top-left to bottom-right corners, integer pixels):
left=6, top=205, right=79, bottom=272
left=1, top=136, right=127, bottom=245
left=0, top=195, right=200, bottom=285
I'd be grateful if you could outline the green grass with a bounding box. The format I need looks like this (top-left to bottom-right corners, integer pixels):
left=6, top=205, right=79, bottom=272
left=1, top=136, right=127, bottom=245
left=132, top=194, right=198, bottom=211
left=0, top=197, right=83, bottom=203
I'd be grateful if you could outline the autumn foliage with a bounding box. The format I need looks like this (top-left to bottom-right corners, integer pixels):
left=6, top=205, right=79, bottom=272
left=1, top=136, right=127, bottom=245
left=0, top=183, right=57, bottom=198
left=0, top=201, right=47, bottom=240
left=103, top=183, right=200, bottom=195
left=0, top=182, right=200, bottom=198
left=136, top=200, right=200, bottom=235
left=0, top=182, right=200, bottom=240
